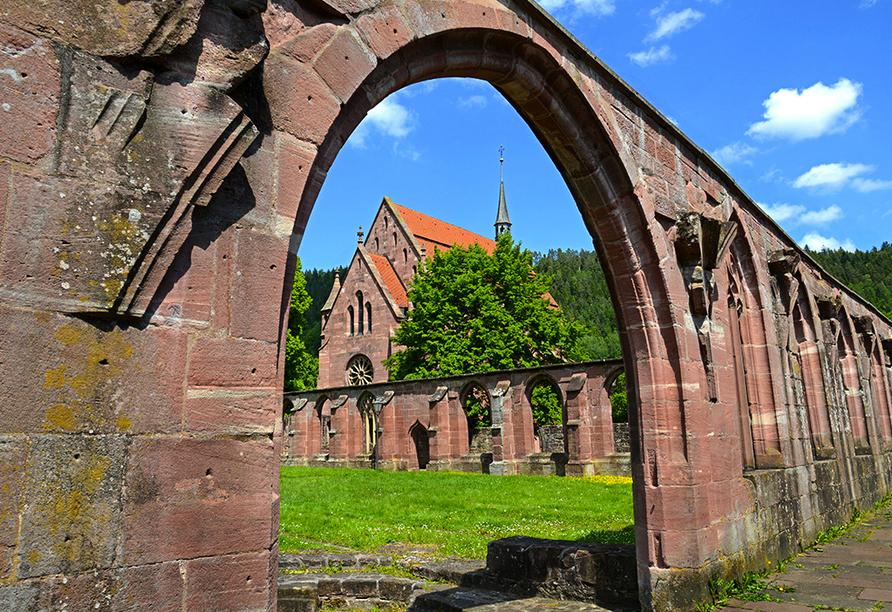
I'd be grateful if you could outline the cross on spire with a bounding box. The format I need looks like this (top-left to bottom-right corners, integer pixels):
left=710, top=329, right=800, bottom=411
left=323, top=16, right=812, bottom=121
left=357, top=225, right=364, bottom=244
left=494, top=145, right=512, bottom=240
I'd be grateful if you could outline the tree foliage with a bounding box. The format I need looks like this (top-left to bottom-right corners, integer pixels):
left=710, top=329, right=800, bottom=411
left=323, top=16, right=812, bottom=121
left=806, top=242, right=892, bottom=319
left=385, top=234, right=586, bottom=380
left=529, top=380, right=562, bottom=431
left=533, top=248, right=621, bottom=360
left=302, top=266, right=346, bottom=354
left=284, top=256, right=319, bottom=391
left=609, top=373, right=628, bottom=423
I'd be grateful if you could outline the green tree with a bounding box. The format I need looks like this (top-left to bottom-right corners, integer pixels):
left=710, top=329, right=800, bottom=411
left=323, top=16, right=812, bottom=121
left=284, top=256, right=319, bottom=391
left=385, top=234, right=586, bottom=380
left=529, top=380, right=562, bottom=432
left=533, top=248, right=621, bottom=360
left=609, top=373, right=627, bottom=423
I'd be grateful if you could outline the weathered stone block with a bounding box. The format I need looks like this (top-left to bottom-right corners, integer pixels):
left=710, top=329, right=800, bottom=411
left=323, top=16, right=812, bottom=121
left=0, top=0, right=203, bottom=56
left=17, top=435, right=126, bottom=578
left=264, top=54, right=341, bottom=145
left=312, top=28, right=376, bottom=103
left=187, top=335, right=278, bottom=388
left=122, top=436, right=275, bottom=565
left=185, top=388, right=277, bottom=435
left=0, top=437, right=27, bottom=579
left=355, top=5, right=415, bottom=60
left=0, top=23, right=60, bottom=164
left=276, top=134, right=316, bottom=220
left=0, top=308, right=187, bottom=435
left=184, top=551, right=273, bottom=612
left=230, top=228, right=289, bottom=342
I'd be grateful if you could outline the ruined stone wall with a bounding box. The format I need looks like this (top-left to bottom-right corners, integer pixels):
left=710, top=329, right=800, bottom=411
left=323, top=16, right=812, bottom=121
left=284, top=360, right=624, bottom=475
left=2, top=0, right=892, bottom=610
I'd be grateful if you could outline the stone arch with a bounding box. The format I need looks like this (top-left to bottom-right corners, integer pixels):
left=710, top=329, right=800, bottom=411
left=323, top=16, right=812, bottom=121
left=525, top=374, right=565, bottom=453
left=282, top=16, right=694, bottom=608
left=409, top=420, right=431, bottom=470
left=358, top=392, right=378, bottom=457
left=460, top=380, right=493, bottom=453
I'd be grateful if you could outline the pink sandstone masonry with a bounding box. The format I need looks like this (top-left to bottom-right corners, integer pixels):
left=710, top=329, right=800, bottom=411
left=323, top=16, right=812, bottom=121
left=1, top=1, right=892, bottom=611
left=283, top=360, right=627, bottom=476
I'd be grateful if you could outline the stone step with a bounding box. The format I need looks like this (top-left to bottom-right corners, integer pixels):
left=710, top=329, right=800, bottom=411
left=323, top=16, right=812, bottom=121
left=410, top=586, right=635, bottom=612
left=278, top=571, right=434, bottom=612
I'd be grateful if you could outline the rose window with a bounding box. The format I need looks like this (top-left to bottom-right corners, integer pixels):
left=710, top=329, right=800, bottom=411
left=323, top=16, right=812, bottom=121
left=347, top=355, right=374, bottom=386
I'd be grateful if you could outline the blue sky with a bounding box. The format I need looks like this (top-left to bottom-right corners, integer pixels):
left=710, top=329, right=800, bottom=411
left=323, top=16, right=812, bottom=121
left=298, top=0, right=892, bottom=271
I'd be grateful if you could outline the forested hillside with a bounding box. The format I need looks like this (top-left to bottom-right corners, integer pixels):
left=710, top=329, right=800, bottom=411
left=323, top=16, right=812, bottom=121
left=533, top=248, right=620, bottom=360
left=807, top=242, right=892, bottom=319
left=302, top=267, right=345, bottom=353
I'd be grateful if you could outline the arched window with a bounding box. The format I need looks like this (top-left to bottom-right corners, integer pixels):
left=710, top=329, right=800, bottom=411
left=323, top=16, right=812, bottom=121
left=356, top=291, right=364, bottom=334
left=366, top=302, right=372, bottom=333
left=392, top=232, right=397, bottom=248
left=347, top=305, right=354, bottom=335
left=347, top=354, right=374, bottom=386
left=403, top=248, right=407, bottom=263
left=384, top=216, right=389, bottom=229
left=359, top=393, right=378, bottom=456
left=375, top=237, right=379, bottom=251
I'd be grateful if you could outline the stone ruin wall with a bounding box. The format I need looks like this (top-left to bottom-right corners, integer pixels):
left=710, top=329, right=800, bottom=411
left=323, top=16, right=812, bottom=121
left=1, top=0, right=892, bottom=610
left=283, top=360, right=628, bottom=477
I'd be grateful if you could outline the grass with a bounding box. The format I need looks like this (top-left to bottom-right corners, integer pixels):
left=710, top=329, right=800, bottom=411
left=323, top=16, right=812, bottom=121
left=279, top=467, right=634, bottom=560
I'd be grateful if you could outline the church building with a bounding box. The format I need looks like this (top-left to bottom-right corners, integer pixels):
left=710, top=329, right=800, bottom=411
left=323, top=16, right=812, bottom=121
left=316, top=169, right=511, bottom=388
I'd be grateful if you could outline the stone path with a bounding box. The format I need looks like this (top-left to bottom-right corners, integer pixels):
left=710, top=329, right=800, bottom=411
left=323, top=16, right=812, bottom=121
left=718, top=507, right=892, bottom=612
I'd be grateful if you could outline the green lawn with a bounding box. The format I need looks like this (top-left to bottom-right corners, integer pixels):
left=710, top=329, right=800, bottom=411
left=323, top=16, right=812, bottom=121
left=279, top=467, right=634, bottom=560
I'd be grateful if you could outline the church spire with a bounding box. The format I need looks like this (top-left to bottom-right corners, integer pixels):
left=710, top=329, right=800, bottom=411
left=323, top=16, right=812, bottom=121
left=494, top=145, right=512, bottom=240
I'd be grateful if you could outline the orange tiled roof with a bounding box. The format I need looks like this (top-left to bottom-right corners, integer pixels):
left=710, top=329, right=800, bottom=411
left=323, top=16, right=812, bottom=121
left=368, top=253, right=409, bottom=308
left=392, top=203, right=496, bottom=254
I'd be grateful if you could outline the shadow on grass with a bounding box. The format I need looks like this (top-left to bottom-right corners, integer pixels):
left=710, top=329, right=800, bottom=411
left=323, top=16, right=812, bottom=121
left=577, top=524, right=636, bottom=546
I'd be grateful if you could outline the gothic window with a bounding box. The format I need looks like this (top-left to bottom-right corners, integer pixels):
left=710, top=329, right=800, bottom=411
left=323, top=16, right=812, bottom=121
left=356, top=291, right=364, bottom=334
left=375, top=237, right=379, bottom=251
left=359, top=393, right=378, bottom=456
left=366, top=302, right=372, bottom=333
left=348, top=305, right=354, bottom=335
left=403, top=248, right=407, bottom=263
left=393, top=232, right=397, bottom=248
left=347, top=354, right=374, bottom=386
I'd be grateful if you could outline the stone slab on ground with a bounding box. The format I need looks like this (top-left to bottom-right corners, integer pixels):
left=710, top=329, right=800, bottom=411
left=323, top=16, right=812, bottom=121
left=717, top=508, right=892, bottom=612
left=410, top=586, right=636, bottom=612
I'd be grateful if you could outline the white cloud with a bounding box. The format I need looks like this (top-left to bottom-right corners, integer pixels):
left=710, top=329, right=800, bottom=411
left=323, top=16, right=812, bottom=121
left=851, top=177, right=892, bottom=192
left=646, top=8, right=705, bottom=42
left=536, top=0, right=615, bottom=16
left=350, top=96, right=416, bottom=148
left=712, top=142, right=758, bottom=167
left=628, top=45, right=674, bottom=67
left=860, top=0, right=878, bottom=7
left=762, top=203, right=805, bottom=223
left=799, top=205, right=843, bottom=225
left=800, top=232, right=855, bottom=252
left=747, top=78, right=863, bottom=141
left=792, top=162, right=873, bottom=191
left=458, top=95, right=488, bottom=109
left=762, top=203, right=843, bottom=227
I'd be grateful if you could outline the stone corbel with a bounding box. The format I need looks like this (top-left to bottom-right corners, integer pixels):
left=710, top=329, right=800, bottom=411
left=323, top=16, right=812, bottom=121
left=768, top=249, right=802, bottom=316
left=428, top=386, right=448, bottom=403
left=292, top=398, right=308, bottom=412
left=565, top=373, right=587, bottom=394
left=882, top=339, right=892, bottom=367
left=376, top=390, right=395, bottom=406
left=330, top=395, right=349, bottom=412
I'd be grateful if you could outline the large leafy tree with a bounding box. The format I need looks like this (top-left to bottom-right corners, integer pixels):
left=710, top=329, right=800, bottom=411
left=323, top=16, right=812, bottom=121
left=284, top=256, right=319, bottom=391
left=385, top=234, right=586, bottom=380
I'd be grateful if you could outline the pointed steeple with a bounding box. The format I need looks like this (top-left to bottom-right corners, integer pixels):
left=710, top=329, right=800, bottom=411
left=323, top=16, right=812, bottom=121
left=494, top=145, right=512, bottom=240
left=320, top=272, right=341, bottom=316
